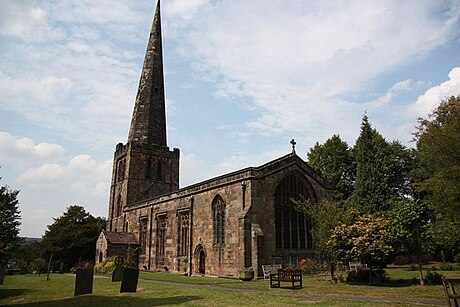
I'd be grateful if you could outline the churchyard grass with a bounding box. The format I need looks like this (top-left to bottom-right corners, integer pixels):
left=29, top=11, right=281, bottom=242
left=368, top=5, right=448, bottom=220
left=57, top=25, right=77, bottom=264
left=0, top=266, right=458, bottom=306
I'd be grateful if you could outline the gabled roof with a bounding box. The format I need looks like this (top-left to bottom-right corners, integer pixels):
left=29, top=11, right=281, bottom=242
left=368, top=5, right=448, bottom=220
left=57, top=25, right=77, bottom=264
left=104, top=230, right=139, bottom=245
left=126, top=152, right=332, bottom=210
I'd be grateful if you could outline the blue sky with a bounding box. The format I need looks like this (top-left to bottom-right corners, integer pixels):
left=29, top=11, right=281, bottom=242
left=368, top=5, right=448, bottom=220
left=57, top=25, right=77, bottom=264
left=1, top=0, right=459, bottom=237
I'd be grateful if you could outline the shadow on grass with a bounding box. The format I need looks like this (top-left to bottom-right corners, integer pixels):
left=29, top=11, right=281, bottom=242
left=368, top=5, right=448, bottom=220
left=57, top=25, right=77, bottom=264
left=346, top=278, right=420, bottom=288
left=3, top=295, right=202, bottom=306
left=0, top=288, right=31, bottom=300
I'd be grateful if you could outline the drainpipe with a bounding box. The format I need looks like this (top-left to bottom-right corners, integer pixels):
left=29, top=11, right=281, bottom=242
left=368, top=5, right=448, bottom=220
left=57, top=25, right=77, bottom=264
left=189, top=195, right=194, bottom=276
left=241, top=181, right=246, bottom=209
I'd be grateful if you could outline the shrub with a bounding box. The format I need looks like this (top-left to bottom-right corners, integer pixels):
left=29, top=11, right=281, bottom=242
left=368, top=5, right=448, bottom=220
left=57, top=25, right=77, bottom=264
left=424, top=270, right=443, bottom=285
left=94, top=257, right=115, bottom=274
left=439, top=263, right=453, bottom=271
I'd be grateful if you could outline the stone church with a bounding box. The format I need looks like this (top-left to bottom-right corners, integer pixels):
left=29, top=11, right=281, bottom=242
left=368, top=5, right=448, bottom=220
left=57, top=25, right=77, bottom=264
left=96, top=1, right=331, bottom=278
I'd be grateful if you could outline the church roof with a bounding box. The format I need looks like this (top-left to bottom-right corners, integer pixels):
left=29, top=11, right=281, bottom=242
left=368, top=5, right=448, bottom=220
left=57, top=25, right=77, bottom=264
left=128, top=0, right=167, bottom=146
left=104, top=230, right=139, bottom=245
left=126, top=152, right=332, bottom=209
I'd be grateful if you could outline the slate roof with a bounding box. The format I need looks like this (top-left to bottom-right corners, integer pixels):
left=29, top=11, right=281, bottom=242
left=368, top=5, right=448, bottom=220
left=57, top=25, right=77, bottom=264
left=104, top=231, right=139, bottom=245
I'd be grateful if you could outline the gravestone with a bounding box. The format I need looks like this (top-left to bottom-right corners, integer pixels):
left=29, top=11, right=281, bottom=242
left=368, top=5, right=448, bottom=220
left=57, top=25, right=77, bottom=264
left=120, top=268, right=140, bottom=293
left=74, top=268, right=93, bottom=296
left=112, top=256, right=124, bottom=282
left=0, top=267, right=5, bottom=285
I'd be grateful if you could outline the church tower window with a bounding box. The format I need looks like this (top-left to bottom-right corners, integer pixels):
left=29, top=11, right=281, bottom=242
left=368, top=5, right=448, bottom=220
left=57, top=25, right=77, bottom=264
left=116, top=194, right=122, bottom=217
left=274, top=173, right=313, bottom=249
left=146, top=159, right=153, bottom=179
left=117, top=159, right=126, bottom=182
left=212, top=195, right=225, bottom=246
left=157, top=160, right=163, bottom=181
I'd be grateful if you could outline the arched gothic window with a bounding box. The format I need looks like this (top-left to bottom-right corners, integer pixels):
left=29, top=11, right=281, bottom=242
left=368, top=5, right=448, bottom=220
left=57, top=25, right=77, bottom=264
left=139, top=217, right=148, bottom=255
left=157, top=160, right=163, bottom=181
left=117, top=159, right=126, bottom=182
left=212, top=195, right=225, bottom=246
left=156, top=214, right=167, bottom=257
left=177, top=210, right=189, bottom=256
left=274, top=173, right=314, bottom=249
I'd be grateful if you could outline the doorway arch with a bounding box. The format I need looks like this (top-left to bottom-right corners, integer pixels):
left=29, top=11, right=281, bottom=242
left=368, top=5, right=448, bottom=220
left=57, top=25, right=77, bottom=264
left=194, top=245, right=206, bottom=274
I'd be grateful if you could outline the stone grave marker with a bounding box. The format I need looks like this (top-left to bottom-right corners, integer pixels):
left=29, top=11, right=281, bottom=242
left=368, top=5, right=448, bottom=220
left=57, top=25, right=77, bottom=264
left=74, top=268, right=93, bottom=296
left=112, top=256, right=124, bottom=282
left=120, top=268, right=140, bottom=293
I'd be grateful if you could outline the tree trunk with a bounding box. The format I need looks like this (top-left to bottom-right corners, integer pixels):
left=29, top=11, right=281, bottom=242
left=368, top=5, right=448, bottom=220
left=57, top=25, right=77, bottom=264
left=329, top=264, right=336, bottom=281
left=369, top=265, right=373, bottom=286
left=418, top=253, right=424, bottom=286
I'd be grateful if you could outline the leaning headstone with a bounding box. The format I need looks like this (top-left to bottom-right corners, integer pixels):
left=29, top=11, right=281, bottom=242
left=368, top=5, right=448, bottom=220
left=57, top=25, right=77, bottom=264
left=74, top=268, right=93, bottom=296
left=0, top=266, right=5, bottom=285
left=112, top=256, right=124, bottom=282
left=120, top=268, right=139, bottom=293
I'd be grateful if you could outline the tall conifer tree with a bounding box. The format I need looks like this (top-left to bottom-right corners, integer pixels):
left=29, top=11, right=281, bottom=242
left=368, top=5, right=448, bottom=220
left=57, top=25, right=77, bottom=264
left=351, top=115, right=393, bottom=213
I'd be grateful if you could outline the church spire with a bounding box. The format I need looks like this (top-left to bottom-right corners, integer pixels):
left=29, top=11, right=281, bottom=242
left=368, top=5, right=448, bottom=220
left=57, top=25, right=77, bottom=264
left=128, top=0, right=167, bottom=146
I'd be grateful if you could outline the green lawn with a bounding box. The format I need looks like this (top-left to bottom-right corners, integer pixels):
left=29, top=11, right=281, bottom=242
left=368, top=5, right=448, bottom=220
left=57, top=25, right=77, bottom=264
left=0, top=267, right=457, bottom=306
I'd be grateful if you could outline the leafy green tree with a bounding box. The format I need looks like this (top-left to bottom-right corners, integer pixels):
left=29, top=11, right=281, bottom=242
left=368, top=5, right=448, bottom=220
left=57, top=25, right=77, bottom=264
left=41, top=205, right=105, bottom=270
left=388, top=199, right=434, bottom=285
left=387, top=141, right=418, bottom=199
left=327, top=212, right=393, bottom=285
left=350, top=115, right=394, bottom=213
left=295, top=198, right=350, bottom=279
left=0, top=177, right=22, bottom=268
left=415, top=95, right=460, bottom=226
left=307, top=135, right=355, bottom=200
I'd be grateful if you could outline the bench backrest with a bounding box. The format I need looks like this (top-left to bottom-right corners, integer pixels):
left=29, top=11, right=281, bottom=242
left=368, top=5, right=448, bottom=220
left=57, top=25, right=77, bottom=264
left=262, top=264, right=282, bottom=277
left=277, top=268, right=302, bottom=279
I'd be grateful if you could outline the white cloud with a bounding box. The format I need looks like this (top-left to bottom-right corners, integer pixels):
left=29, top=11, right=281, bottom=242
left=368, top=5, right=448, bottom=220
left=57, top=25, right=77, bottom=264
left=0, top=1, right=46, bottom=38
left=170, top=0, right=460, bottom=135
left=0, top=132, right=64, bottom=165
left=0, top=133, right=111, bottom=237
left=14, top=154, right=112, bottom=237
left=410, top=67, right=460, bottom=117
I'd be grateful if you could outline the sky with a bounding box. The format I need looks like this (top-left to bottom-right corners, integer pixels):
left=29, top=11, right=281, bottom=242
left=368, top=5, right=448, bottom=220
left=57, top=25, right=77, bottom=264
left=1, top=0, right=459, bottom=238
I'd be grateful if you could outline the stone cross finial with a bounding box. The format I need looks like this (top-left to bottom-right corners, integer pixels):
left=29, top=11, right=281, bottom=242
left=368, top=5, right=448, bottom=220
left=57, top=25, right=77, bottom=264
left=290, top=139, right=296, bottom=154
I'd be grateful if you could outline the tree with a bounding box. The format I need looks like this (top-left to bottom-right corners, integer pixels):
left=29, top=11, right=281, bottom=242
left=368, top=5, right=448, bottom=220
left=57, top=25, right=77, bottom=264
left=0, top=177, right=22, bottom=268
left=295, top=198, right=350, bottom=279
left=41, top=205, right=105, bottom=270
left=350, top=115, right=394, bottom=213
left=388, top=199, right=434, bottom=285
left=415, top=96, right=460, bottom=262
left=387, top=141, right=418, bottom=199
left=307, top=135, right=355, bottom=200
left=327, top=212, right=393, bottom=285
left=415, top=95, right=460, bottom=222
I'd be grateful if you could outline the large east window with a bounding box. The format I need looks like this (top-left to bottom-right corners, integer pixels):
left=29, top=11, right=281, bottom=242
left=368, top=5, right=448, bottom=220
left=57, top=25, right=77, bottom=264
left=275, top=173, right=314, bottom=249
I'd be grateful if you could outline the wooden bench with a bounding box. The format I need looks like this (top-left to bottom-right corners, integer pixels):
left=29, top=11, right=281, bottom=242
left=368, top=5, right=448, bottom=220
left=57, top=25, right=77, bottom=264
left=269, top=268, right=302, bottom=289
left=349, top=261, right=367, bottom=272
left=262, top=264, right=282, bottom=280
left=442, top=277, right=460, bottom=307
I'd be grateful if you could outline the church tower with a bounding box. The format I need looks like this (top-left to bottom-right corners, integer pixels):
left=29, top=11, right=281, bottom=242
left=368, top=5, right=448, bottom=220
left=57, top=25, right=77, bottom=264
left=107, top=1, right=180, bottom=232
